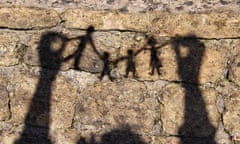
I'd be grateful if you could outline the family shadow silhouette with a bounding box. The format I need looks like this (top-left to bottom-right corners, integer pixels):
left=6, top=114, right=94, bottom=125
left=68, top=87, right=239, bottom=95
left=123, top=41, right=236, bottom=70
left=114, top=36, right=164, bottom=79
left=15, top=25, right=216, bottom=144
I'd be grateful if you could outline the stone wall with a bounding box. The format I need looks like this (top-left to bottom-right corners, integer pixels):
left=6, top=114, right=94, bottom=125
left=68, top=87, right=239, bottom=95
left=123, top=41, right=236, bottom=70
left=0, top=3, right=240, bottom=144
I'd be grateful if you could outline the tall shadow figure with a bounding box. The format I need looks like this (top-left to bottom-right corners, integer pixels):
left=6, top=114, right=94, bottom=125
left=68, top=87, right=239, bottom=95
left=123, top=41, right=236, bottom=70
left=15, top=32, right=68, bottom=144
left=64, top=26, right=96, bottom=70
left=77, top=126, right=146, bottom=144
left=143, top=37, right=163, bottom=76
left=171, top=35, right=216, bottom=143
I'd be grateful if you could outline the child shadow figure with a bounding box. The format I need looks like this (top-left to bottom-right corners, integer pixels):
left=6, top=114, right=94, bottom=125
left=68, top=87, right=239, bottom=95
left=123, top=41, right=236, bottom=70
left=143, top=37, right=163, bottom=76
left=93, top=49, right=114, bottom=81
left=64, top=26, right=96, bottom=70
left=115, top=49, right=143, bottom=79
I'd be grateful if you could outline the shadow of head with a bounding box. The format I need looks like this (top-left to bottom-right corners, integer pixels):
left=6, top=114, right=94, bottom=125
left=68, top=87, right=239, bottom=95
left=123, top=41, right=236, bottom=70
left=172, top=34, right=204, bottom=49
left=87, top=25, right=95, bottom=34
left=127, top=49, right=134, bottom=55
left=147, top=36, right=157, bottom=45
left=170, top=34, right=206, bottom=83
left=103, top=51, right=110, bottom=58
left=38, top=32, right=67, bottom=69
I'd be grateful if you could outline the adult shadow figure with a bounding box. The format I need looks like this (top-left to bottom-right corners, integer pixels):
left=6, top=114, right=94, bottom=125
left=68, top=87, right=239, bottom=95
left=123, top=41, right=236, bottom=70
left=15, top=32, right=68, bottom=144
left=171, top=35, right=216, bottom=144
left=142, top=36, right=163, bottom=76
left=64, top=26, right=96, bottom=70
left=77, top=126, right=146, bottom=144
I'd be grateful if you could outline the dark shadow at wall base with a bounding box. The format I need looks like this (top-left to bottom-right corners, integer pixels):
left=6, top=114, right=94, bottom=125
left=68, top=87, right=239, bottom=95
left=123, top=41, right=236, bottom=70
left=77, top=126, right=146, bottom=144
left=15, top=126, right=51, bottom=144
left=179, top=137, right=216, bottom=144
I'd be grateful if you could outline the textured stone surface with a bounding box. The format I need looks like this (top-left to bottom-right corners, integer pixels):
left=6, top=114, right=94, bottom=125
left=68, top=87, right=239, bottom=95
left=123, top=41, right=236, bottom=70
left=1, top=5, right=240, bottom=144
left=229, top=53, right=240, bottom=86
left=159, top=83, right=219, bottom=137
left=62, top=10, right=240, bottom=38
left=215, top=122, right=232, bottom=144
left=62, top=9, right=150, bottom=32
left=0, top=0, right=239, bottom=13
left=0, top=33, right=20, bottom=66
left=0, top=7, right=60, bottom=29
left=49, top=75, right=77, bottom=129
left=0, top=66, right=76, bottom=130
left=74, top=79, right=159, bottom=136
left=151, top=11, right=240, bottom=38
left=0, top=79, right=10, bottom=121
left=8, top=69, right=39, bottom=123
left=223, top=90, right=240, bottom=141
left=52, top=128, right=78, bottom=144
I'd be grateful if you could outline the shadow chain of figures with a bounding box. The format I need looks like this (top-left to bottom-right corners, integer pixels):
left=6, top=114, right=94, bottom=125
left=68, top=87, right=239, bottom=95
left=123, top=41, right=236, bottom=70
left=14, top=26, right=217, bottom=144
left=63, top=26, right=164, bottom=80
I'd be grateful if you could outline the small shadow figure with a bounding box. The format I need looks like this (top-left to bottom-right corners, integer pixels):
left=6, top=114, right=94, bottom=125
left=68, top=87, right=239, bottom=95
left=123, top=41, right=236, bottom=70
left=15, top=32, right=68, bottom=144
left=171, top=34, right=216, bottom=144
left=93, top=47, right=114, bottom=81
left=64, top=26, right=96, bottom=70
left=77, top=126, right=146, bottom=144
left=143, top=37, right=163, bottom=75
left=115, top=49, right=143, bottom=78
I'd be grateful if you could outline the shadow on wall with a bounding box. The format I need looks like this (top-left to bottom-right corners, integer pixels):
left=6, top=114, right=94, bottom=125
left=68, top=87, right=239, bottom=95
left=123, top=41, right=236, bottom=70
left=63, top=26, right=96, bottom=70
left=77, top=125, right=146, bottom=144
left=14, top=32, right=68, bottom=144
left=14, top=25, right=216, bottom=144
left=171, top=34, right=217, bottom=144
left=14, top=26, right=98, bottom=144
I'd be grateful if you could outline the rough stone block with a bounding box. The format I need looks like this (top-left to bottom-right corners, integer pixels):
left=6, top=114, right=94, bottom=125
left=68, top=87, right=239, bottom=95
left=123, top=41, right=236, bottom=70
left=9, top=70, right=39, bottom=123
left=7, top=67, right=76, bottom=130
left=159, top=83, right=219, bottom=138
left=151, top=11, right=240, bottom=38
left=229, top=53, right=240, bottom=86
left=0, top=0, right=240, bottom=14
left=51, top=128, right=78, bottom=144
left=0, top=7, right=60, bottom=29
left=223, top=90, right=240, bottom=141
left=62, top=9, right=150, bottom=32
left=0, top=78, right=10, bottom=121
left=0, top=33, right=20, bottom=66
left=63, top=10, right=240, bottom=38
left=74, top=79, right=159, bottom=136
